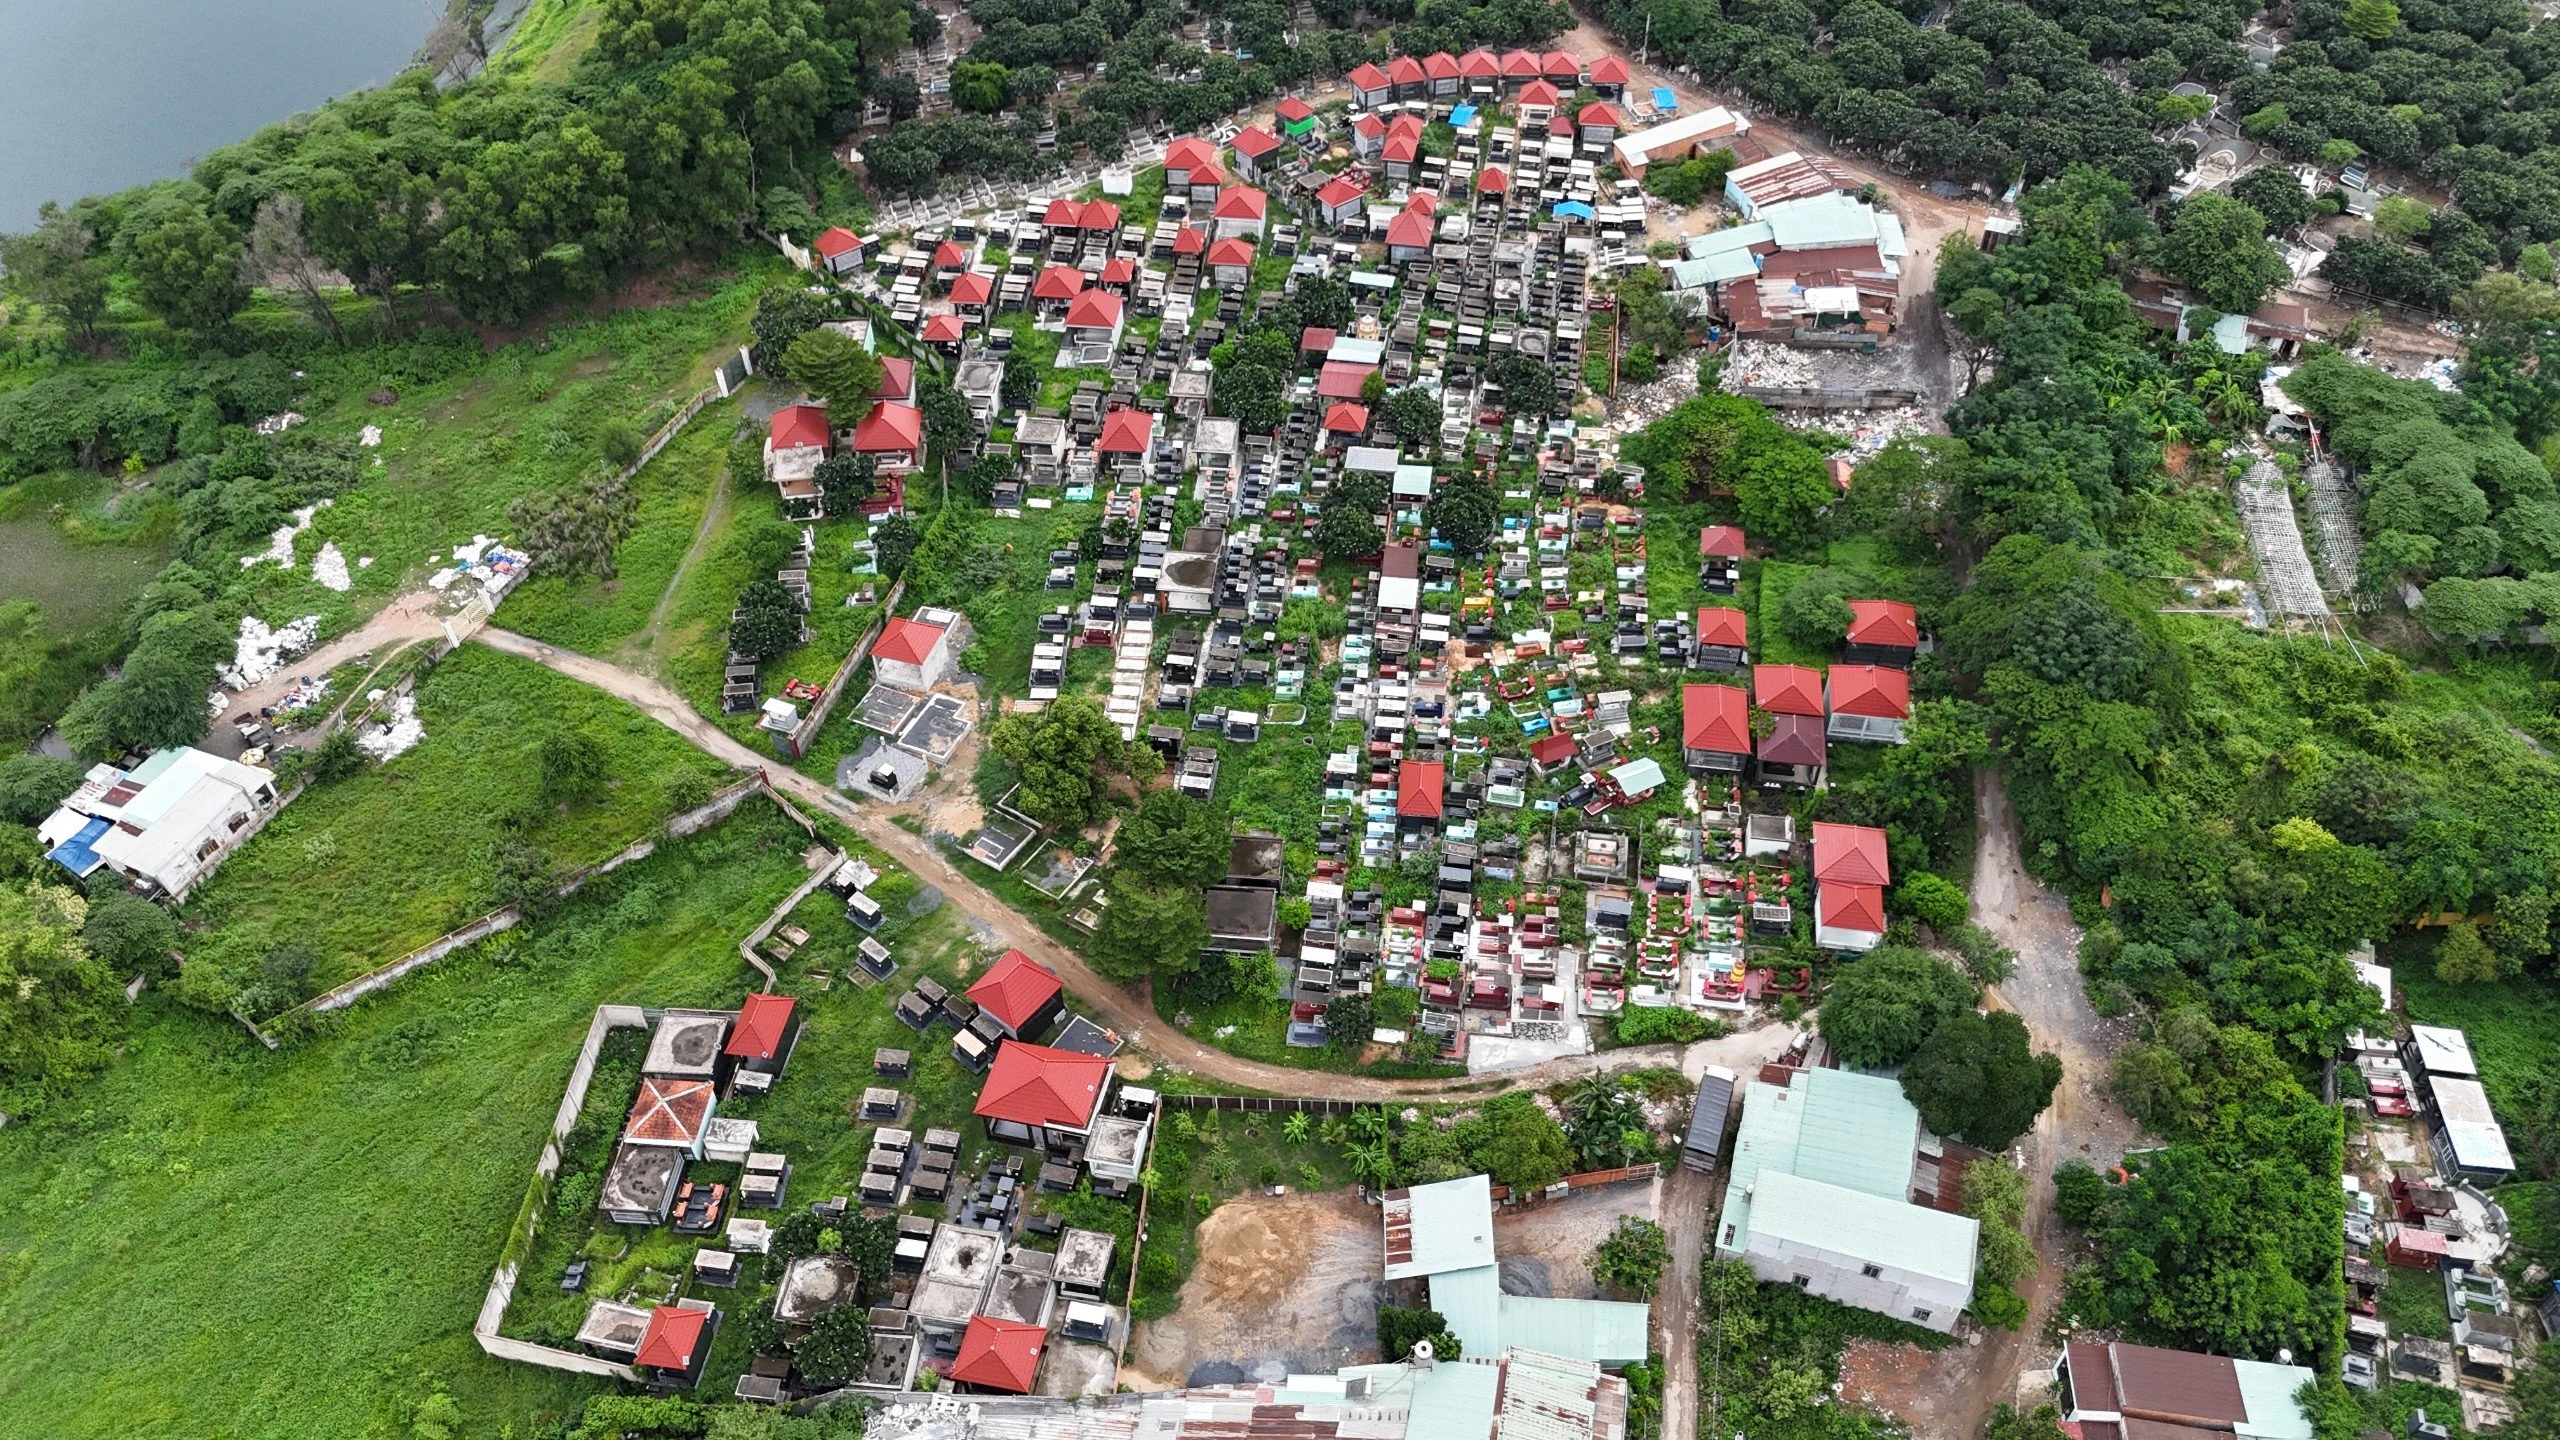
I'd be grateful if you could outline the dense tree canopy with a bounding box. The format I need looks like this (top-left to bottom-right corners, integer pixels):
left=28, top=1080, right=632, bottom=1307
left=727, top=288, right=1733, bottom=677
left=1816, top=947, right=1978, bottom=1067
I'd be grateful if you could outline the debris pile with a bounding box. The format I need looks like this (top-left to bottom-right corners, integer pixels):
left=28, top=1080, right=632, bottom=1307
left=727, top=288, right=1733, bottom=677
left=239, top=500, right=332, bottom=571
left=312, top=542, right=353, bottom=592
left=223, top=614, right=322, bottom=690
left=427, top=535, right=530, bottom=601
left=355, top=690, right=425, bottom=762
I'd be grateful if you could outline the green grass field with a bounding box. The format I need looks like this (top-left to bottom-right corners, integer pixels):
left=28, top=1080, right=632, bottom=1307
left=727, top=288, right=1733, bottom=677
left=180, top=644, right=735, bottom=991
left=0, top=804, right=816, bottom=1440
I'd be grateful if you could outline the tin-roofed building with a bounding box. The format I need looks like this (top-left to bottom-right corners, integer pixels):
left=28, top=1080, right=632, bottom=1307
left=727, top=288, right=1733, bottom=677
left=38, top=746, right=281, bottom=901
left=1381, top=1175, right=1650, bottom=1365
left=2055, top=1339, right=2316, bottom=1440
left=1716, top=1067, right=1978, bottom=1332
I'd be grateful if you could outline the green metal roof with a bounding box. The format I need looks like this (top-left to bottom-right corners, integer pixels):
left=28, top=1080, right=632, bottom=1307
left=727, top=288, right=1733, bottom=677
left=1668, top=252, right=1756, bottom=289
left=1684, top=221, right=1771, bottom=261
left=1762, top=193, right=1881, bottom=251
left=1427, top=1264, right=1505, bottom=1359
left=1405, top=1360, right=1501, bottom=1440
left=1721, top=1068, right=1922, bottom=1255
left=2231, top=1359, right=2319, bottom=1439
left=1426, top=1265, right=1650, bottom=1367
left=1746, top=1169, right=1978, bottom=1286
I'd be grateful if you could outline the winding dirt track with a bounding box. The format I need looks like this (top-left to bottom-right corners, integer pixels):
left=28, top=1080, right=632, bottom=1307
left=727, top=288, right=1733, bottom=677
left=474, top=626, right=1706, bottom=1100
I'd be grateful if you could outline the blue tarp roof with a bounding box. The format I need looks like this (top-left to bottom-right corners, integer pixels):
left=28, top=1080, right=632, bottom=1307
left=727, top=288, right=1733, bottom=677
left=47, top=814, right=110, bottom=877
left=1450, top=103, right=1477, bottom=126
left=1652, top=87, right=1677, bottom=109
left=1553, top=200, right=1595, bottom=219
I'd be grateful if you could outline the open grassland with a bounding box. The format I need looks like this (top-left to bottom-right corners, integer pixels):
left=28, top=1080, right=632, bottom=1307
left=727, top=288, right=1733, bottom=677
left=0, top=805, right=814, bottom=1440
left=181, top=644, right=734, bottom=990
left=489, top=0, right=603, bottom=83
left=499, top=410, right=739, bottom=659
left=223, top=261, right=776, bottom=645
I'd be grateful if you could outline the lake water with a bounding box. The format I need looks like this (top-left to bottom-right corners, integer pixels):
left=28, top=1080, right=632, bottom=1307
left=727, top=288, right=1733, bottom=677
left=0, top=0, right=440, bottom=228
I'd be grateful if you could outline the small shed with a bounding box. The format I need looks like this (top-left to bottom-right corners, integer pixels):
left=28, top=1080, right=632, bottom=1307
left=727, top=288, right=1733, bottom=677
left=1682, top=1065, right=1737, bottom=1172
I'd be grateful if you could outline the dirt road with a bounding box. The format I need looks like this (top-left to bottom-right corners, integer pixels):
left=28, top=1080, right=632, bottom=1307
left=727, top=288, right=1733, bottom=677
left=1960, top=768, right=2138, bottom=1424
left=220, top=591, right=453, bottom=725
left=472, top=626, right=1718, bottom=1099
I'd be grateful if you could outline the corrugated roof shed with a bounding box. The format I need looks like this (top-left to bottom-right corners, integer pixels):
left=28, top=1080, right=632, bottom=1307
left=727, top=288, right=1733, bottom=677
left=2433, top=1076, right=2515, bottom=1172
left=1762, top=193, right=1886, bottom=252
left=1722, top=1067, right=1922, bottom=1248
left=1685, top=1067, right=1736, bottom=1159
left=1382, top=1174, right=1496, bottom=1279
left=2229, top=1359, right=2319, bottom=1439
left=2410, top=1025, right=2477, bottom=1076
left=1746, top=1169, right=1977, bottom=1286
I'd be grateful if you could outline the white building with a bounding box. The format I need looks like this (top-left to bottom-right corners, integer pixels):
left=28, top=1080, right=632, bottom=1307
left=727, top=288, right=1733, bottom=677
left=39, top=747, right=281, bottom=902
left=1715, top=1067, right=1979, bottom=1333
left=870, top=611, right=958, bottom=691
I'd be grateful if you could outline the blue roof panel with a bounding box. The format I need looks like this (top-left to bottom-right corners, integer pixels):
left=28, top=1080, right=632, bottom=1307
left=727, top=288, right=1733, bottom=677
left=47, top=814, right=111, bottom=877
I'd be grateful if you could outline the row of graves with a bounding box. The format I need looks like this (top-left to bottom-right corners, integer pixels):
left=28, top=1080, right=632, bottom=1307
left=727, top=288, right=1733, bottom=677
left=572, top=997, right=808, bottom=1391
left=2339, top=1008, right=2529, bottom=1427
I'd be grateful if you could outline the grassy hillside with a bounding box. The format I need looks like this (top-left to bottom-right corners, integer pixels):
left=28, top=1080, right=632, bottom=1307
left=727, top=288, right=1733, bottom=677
left=179, top=644, right=735, bottom=993
left=0, top=804, right=814, bottom=1440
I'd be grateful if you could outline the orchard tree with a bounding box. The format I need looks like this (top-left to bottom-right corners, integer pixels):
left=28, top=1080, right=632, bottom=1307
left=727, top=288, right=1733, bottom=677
left=82, top=889, right=178, bottom=980
left=1816, top=946, right=1977, bottom=1067
left=1900, top=1010, right=2062, bottom=1150
left=1378, top=386, right=1441, bottom=448
left=1485, top=350, right=1557, bottom=417
left=818, top=450, right=878, bottom=517
left=2155, top=194, right=2288, bottom=316
left=783, top=327, right=884, bottom=410
left=1088, top=873, right=1210, bottom=982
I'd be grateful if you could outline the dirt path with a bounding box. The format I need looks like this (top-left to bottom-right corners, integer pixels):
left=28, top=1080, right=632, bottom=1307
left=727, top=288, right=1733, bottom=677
left=473, top=626, right=1723, bottom=1099
left=219, top=591, right=454, bottom=727
left=621, top=461, right=735, bottom=676
left=1960, top=767, right=2138, bottom=1427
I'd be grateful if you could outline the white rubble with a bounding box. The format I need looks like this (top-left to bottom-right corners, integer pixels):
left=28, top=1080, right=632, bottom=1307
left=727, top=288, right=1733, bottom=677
left=311, top=542, right=352, bottom=592
left=238, top=499, right=332, bottom=570
left=223, top=614, right=322, bottom=690
left=355, top=691, right=425, bottom=762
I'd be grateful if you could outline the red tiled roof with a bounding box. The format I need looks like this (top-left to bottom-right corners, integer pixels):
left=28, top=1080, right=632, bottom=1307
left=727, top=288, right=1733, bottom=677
left=1233, top=125, right=1283, bottom=159
left=932, top=240, right=967, bottom=269
left=1580, top=103, right=1623, bottom=128
left=1101, top=256, right=1136, bottom=284
left=1460, top=48, right=1500, bottom=78
left=1696, top=607, right=1748, bottom=647
left=950, top=1316, right=1046, bottom=1393
left=1502, top=49, right=1542, bottom=78
left=949, top=271, right=993, bottom=305
left=876, top=355, right=916, bottom=400
left=1589, top=55, right=1630, bottom=84
left=1699, top=524, right=1747, bottom=558
left=1827, top=664, right=1911, bottom=719
left=1519, top=80, right=1560, bottom=108
left=1349, top=62, right=1390, bottom=90
left=1388, top=55, right=1426, bottom=85
left=1065, top=290, right=1124, bottom=329
left=1477, top=166, right=1510, bottom=193
left=1352, top=113, right=1386, bottom=140
left=1033, top=264, right=1087, bottom=300
left=1215, top=187, right=1268, bottom=220
left=1043, top=196, right=1084, bottom=227
left=770, top=403, right=830, bottom=452
left=1753, top=663, right=1823, bottom=717
left=1318, top=174, right=1369, bottom=208
left=922, top=313, right=966, bottom=342
left=1845, top=599, right=1919, bottom=648
left=1387, top=114, right=1427, bottom=141
left=1277, top=96, right=1316, bottom=122
left=1812, top=821, right=1891, bottom=887
left=1164, top=136, right=1219, bottom=173
left=1682, top=683, right=1750, bottom=754
left=626, top=1076, right=714, bottom=1145
left=1080, top=200, right=1121, bottom=230
left=974, top=1041, right=1112, bottom=1129
left=853, top=400, right=924, bottom=454
left=725, top=993, right=796, bottom=1061
left=1383, top=133, right=1420, bottom=165
left=1544, top=50, right=1583, bottom=79
left=1425, top=52, right=1460, bottom=79
left=1818, top=882, right=1886, bottom=935
left=1302, top=326, right=1338, bottom=353
left=968, top=949, right=1064, bottom=1034
left=873, top=615, right=947, bottom=665
left=1530, top=733, right=1579, bottom=765
left=1398, top=760, right=1445, bottom=819
left=1317, top=362, right=1377, bottom=399
left=1385, top=209, right=1434, bottom=248
left=1096, top=409, right=1155, bottom=454
left=1208, top=236, right=1256, bottom=267
left=814, top=226, right=861, bottom=258
left=636, top=1306, right=711, bottom=1372
left=1173, top=224, right=1208, bottom=255
left=1187, top=158, right=1228, bottom=188
left=1325, top=402, right=1370, bottom=434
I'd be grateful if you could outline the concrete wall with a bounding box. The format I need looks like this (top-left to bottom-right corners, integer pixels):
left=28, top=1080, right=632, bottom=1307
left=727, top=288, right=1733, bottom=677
left=475, top=1003, right=651, bottom=1380
left=1727, top=1234, right=1968, bottom=1333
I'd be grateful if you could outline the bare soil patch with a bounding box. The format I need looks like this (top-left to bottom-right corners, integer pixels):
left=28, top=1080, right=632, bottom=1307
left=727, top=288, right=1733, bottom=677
left=1124, top=1189, right=1383, bottom=1388
left=1491, top=1180, right=1660, bottom=1299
